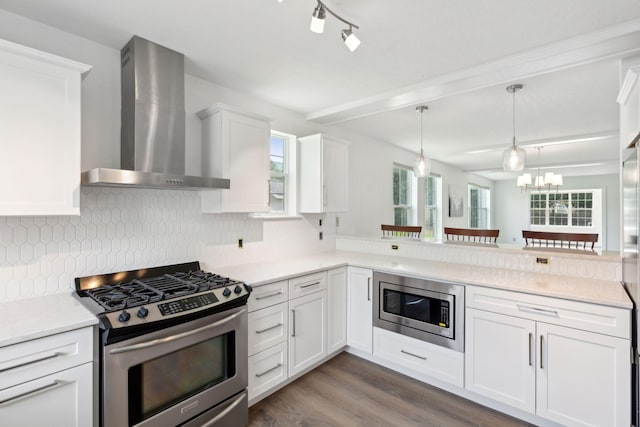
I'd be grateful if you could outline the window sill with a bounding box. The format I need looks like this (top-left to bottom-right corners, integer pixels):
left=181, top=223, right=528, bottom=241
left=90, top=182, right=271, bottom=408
left=248, top=213, right=304, bottom=221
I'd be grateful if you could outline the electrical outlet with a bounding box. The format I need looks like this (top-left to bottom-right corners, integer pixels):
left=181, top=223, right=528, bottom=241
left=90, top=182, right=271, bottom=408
left=391, top=244, right=399, bottom=250
left=319, top=218, right=323, bottom=227
left=536, top=256, right=549, bottom=265
left=319, top=232, right=323, bottom=240
left=238, top=238, right=243, bottom=249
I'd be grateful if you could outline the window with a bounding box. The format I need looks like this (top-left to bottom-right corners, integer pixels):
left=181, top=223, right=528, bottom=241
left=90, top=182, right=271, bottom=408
left=423, top=175, right=442, bottom=239
left=530, top=190, right=596, bottom=228
left=267, top=131, right=297, bottom=215
left=468, top=184, right=490, bottom=228
left=393, top=165, right=415, bottom=225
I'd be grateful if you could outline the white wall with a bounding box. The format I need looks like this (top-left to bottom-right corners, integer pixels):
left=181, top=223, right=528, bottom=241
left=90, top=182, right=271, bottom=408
left=494, top=174, right=620, bottom=250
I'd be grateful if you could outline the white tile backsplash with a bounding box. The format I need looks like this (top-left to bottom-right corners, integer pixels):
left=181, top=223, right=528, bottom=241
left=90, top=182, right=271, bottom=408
left=0, top=188, right=332, bottom=301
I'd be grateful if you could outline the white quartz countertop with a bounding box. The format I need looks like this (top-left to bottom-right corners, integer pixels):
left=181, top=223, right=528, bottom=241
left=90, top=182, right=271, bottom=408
left=0, top=293, right=97, bottom=348
left=213, top=251, right=632, bottom=309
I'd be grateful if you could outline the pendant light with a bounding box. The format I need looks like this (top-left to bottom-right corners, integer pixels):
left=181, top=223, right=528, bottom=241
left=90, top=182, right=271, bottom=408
left=413, top=106, right=431, bottom=178
left=502, top=84, right=526, bottom=172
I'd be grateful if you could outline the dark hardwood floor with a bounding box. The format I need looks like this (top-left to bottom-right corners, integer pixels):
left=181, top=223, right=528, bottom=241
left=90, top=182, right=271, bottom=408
left=249, top=352, right=533, bottom=427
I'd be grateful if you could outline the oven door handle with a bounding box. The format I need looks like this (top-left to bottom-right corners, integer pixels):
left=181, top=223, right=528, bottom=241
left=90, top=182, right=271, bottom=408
left=200, top=391, right=246, bottom=427
left=109, top=308, right=246, bottom=354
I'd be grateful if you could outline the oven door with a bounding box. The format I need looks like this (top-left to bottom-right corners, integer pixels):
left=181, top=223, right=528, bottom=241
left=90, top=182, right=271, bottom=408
left=102, top=306, right=247, bottom=427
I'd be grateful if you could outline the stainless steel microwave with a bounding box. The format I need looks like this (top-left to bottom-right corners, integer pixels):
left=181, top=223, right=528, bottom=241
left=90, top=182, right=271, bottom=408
left=373, top=271, right=464, bottom=352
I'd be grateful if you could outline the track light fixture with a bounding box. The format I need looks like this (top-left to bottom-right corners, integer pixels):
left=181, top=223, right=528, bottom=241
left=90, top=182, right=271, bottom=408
left=309, top=1, right=361, bottom=51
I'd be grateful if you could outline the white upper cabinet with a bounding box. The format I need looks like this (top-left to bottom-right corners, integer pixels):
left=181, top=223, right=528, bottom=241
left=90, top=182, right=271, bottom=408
left=198, top=103, right=271, bottom=213
left=298, top=133, right=348, bottom=213
left=0, top=39, right=91, bottom=216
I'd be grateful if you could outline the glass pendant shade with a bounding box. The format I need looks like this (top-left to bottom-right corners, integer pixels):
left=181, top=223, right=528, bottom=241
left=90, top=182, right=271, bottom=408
left=503, top=144, right=526, bottom=171
left=413, top=150, right=431, bottom=178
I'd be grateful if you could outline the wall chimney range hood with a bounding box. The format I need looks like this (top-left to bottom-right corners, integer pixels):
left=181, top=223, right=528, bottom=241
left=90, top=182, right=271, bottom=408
left=81, top=36, right=229, bottom=190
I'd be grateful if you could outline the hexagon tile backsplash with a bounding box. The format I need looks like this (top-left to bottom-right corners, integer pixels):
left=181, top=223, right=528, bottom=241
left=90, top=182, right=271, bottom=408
left=0, top=187, right=330, bottom=302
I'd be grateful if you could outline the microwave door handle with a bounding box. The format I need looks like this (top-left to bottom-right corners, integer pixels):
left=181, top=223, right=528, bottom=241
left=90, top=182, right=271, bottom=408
left=406, top=298, right=424, bottom=305
left=109, top=308, right=246, bottom=354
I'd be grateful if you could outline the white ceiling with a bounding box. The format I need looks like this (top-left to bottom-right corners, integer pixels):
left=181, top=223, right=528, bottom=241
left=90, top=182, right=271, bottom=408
left=2, top=0, right=640, bottom=180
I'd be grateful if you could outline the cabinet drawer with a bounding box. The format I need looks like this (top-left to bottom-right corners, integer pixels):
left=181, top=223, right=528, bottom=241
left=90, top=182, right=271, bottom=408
left=248, top=342, right=288, bottom=402
left=373, top=327, right=463, bottom=387
left=466, top=286, right=630, bottom=339
left=248, top=280, right=288, bottom=312
left=248, top=302, right=288, bottom=356
left=289, top=271, right=327, bottom=299
left=0, top=327, right=93, bottom=390
left=0, top=362, right=93, bottom=427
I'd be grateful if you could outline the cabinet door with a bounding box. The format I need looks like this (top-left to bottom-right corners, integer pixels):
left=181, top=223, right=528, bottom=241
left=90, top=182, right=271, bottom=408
left=200, top=105, right=270, bottom=213
left=0, top=41, right=89, bottom=215
left=536, top=323, right=630, bottom=427
left=288, top=290, right=327, bottom=376
left=327, top=267, right=347, bottom=354
left=321, top=137, right=348, bottom=212
left=0, top=362, right=93, bottom=427
left=347, top=267, right=373, bottom=353
left=465, top=308, right=536, bottom=413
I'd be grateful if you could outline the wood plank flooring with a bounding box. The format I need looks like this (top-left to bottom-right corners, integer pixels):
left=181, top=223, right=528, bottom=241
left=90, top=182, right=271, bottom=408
left=248, top=352, right=533, bottom=427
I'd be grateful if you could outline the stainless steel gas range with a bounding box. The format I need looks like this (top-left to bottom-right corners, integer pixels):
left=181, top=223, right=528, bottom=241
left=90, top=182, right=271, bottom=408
left=74, top=261, right=251, bottom=427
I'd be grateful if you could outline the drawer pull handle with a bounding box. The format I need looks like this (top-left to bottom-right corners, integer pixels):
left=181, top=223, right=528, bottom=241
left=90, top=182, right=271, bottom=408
left=255, top=291, right=283, bottom=301
left=291, top=310, right=296, bottom=337
left=255, top=323, right=283, bottom=334
left=0, top=352, right=62, bottom=373
left=0, top=380, right=62, bottom=405
left=300, top=281, right=321, bottom=289
left=400, top=349, right=427, bottom=360
left=255, top=363, right=282, bottom=378
left=517, top=304, right=559, bottom=317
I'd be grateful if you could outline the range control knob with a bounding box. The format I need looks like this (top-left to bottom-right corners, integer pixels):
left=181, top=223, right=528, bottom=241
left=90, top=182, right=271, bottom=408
left=118, top=310, right=131, bottom=322
left=222, top=288, right=232, bottom=297
left=137, top=307, right=149, bottom=318
left=234, top=285, right=243, bottom=294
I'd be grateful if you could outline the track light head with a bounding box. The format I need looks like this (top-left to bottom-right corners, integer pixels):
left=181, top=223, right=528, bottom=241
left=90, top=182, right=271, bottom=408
left=341, top=28, right=360, bottom=51
left=310, top=3, right=326, bottom=33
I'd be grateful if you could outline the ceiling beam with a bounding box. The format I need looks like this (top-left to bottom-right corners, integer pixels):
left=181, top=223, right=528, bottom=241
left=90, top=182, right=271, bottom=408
left=306, top=19, right=640, bottom=125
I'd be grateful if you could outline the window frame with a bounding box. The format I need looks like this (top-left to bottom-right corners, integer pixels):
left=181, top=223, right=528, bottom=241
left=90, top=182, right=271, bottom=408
left=422, top=174, right=442, bottom=240
left=468, top=183, right=491, bottom=229
left=252, top=130, right=298, bottom=218
left=392, top=164, right=417, bottom=226
left=529, top=189, right=601, bottom=233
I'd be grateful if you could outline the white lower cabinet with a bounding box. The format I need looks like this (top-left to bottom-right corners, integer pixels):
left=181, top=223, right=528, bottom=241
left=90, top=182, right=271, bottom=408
left=373, top=327, right=464, bottom=387
left=536, top=322, right=629, bottom=427
left=465, top=286, right=631, bottom=427
left=248, top=269, right=344, bottom=404
left=248, top=302, right=288, bottom=356
left=248, top=341, right=288, bottom=400
left=0, top=327, right=94, bottom=427
left=327, top=267, right=347, bottom=354
left=347, top=266, right=373, bottom=353
left=288, top=290, right=327, bottom=376
left=0, top=362, right=93, bottom=427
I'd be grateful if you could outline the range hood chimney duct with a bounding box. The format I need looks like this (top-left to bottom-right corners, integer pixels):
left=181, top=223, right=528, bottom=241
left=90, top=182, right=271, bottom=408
left=81, top=36, right=229, bottom=190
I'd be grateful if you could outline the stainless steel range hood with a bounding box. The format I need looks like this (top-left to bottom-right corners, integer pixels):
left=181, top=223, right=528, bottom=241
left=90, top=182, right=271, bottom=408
left=81, top=36, right=229, bottom=190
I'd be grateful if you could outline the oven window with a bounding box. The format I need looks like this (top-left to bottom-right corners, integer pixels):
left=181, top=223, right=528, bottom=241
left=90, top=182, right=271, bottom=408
left=128, top=332, right=235, bottom=424
left=383, top=289, right=450, bottom=328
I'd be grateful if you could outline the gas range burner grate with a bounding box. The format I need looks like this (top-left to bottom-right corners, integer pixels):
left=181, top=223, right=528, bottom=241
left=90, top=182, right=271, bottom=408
left=169, top=270, right=239, bottom=292
left=84, top=269, right=241, bottom=312
left=87, top=282, right=164, bottom=311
